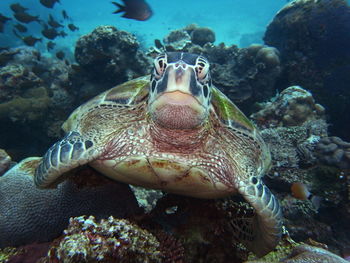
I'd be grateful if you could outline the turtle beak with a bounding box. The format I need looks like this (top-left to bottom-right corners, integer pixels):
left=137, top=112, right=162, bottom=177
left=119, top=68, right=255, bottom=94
left=149, top=65, right=207, bottom=129
left=168, top=65, right=194, bottom=93
left=154, top=64, right=201, bottom=106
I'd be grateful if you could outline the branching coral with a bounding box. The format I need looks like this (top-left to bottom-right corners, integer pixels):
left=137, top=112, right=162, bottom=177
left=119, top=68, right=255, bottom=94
left=46, top=215, right=162, bottom=263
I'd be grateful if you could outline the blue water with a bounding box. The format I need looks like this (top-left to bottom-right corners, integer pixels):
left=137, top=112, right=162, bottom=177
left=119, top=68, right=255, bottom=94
left=0, top=0, right=286, bottom=54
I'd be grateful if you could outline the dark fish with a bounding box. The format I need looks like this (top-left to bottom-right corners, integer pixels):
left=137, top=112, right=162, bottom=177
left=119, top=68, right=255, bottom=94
left=55, top=51, right=65, bottom=60
left=0, top=13, right=11, bottom=23
left=13, top=30, right=42, bottom=46
left=14, top=12, right=40, bottom=23
left=10, top=3, right=28, bottom=13
left=67, top=23, right=79, bottom=32
left=62, top=10, right=69, bottom=20
left=48, top=14, right=63, bottom=28
left=154, top=39, right=163, bottom=49
left=0, top=14, right=11, bottom=33
left=41, top=26, right=60, bottom=40
left=47, top=41, right=56, bottom=51
left=111, top=0, right=152, bottom=21
left=14, top=23, right=28, bottom=33
left=39, top=0, right=60, bottom=8
left=60, top=31, right=67, bottom=37
left=0, top=49, right=19, bottom=66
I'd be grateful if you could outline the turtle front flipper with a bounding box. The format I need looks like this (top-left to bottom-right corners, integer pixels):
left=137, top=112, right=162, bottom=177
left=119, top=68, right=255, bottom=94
left=238, top=177, right=283, bottom=257
left=34, top=131, right=99, bottom=188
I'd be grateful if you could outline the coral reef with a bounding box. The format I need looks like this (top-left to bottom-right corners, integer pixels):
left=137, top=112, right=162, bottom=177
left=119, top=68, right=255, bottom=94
left=144, top=194, right=265, bottom=262
left=163, top=29, right=192, bottom=51
left=74, top=25, right=152, bottom=86
left=264, top=0, right=350, bottom=141
left=46, top=215, right=161, bottom=263
left=246, top=235, right=349, bottom=263
left=205, top=43, right=281, bottom=107
left=315, top=136, right=350, bottom=169
left=251, top=86, right=325, bottom=128
left=2, top=242, right=51, bottom=263
left=260, top=121, right=349, bottom=249
left=0, top=247, right=18, bottom=262
left=154, top=25, right=281, bottom=109
left=250, top=88, right=350, bottom=253
left=0, top=47, right=73, bottom=160
left=188, top=25, right=216, bottom=46
left=129, top=185, right=164, bottom=213
left=0, top=149, right=12, bottom=176
left=0, top=158, right=140, bottom=248
left=162, top=24, right=215, bottom=50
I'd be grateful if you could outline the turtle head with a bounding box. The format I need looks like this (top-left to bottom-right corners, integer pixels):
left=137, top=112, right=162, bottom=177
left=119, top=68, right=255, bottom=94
left=148, top=52, right=212, bottom=129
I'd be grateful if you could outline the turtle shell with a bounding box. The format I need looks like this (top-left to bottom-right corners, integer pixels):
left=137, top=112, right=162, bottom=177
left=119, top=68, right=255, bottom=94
left=36, top=74, right=280, bottom=257
left=63, top=76, right=150, bottom=132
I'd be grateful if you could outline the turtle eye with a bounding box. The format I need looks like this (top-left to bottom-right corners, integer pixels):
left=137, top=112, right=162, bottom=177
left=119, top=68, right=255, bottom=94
left=154, top=56, right=167, bottom=77
left=195, top=57, right=209, bottom=81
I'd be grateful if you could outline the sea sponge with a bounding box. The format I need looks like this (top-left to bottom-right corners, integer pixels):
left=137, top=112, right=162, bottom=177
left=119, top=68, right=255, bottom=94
left=251, top=86, right=325, bottom=128
left=190, top=27, right=216, bottom=46
left=255, top=46, right=280, bottom=68
left=0, top=157, right=140, bottom=248
left=315, top=136, right=350, bottom=169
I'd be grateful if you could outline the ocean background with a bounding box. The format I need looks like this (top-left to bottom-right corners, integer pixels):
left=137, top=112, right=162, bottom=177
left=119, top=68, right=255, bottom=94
left=0, top=0, right=287, bottom=52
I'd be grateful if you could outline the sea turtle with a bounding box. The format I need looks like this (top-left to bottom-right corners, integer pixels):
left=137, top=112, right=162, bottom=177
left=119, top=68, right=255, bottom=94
left=34, top=52, right=282, bottom=256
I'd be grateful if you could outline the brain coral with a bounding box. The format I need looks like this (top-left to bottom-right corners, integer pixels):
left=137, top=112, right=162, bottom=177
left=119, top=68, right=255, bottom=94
left=0, top=158, right=140, bottom=248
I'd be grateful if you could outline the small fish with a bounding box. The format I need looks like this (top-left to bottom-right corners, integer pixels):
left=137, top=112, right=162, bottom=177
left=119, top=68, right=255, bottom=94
left=14, top=12, right=40, bottom=24
left=39, top=0, right=60, bottom=8
left=59, top=31, right=67, bottom=37
left=14, top=23, right=28, bottom=33
left=111, top=0, right=152, bottom=21
left=10, top=3, right=28, bottom=13
left=46, top=41, right=56, bottom=51
left=291, top=182, right=322, bottom=210
left=13, top=30, right=42, bottom=46
left=0, top=23, right=4, bottom=33
left=62, top=10, right=69, bottom=20
left=55, top=50, right=65, bottom=60
left=0, top=49, right=19, bottom=66
left=0, top=13, right=11, bottom=23
left=41, top=26, right=60, bottom=40
left=67, top=23, right=79, bottom=32
left=154, top=39, right=163, bottom=49
left=48, top=14, right=63, bottom=28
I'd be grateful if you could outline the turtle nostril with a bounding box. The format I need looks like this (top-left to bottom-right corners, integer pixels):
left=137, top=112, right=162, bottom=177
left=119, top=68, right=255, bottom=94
left=175, top=68, right=184, bottom=81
